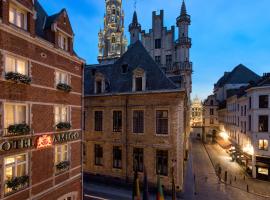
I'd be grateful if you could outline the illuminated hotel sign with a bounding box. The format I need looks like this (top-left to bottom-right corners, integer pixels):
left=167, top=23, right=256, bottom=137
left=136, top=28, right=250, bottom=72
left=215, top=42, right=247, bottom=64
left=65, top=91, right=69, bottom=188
left=0, top=131, right=80, bottom=152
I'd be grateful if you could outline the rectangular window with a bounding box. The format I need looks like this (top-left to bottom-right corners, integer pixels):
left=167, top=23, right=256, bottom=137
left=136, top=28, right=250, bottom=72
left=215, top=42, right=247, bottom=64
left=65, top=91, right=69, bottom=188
left=249, top=97, right=252, bottom=109
left=244, top=105, right=247, bottom=116
left=55, top=144, right=68, bottom=164
left=210, top=118, right=214, bottom=124
left=156, top=110, right=168, bottom=135
left=155, top=56, right=161, bottom=64
left=259, top=115, right=269, bottom=132
left=156, top=150, right=168, bottom=176
left=258, top=168, right=269, bottom=175
left=210, top=108, right=214, bottom=115
left=135, top=77, right=143, bottom=91
left=113, top=146, right=122, bottom=169
left=96, top=80, right=102, bottom=94
left=5, top=55, right=28, bottom=75
left=248, top=115, right=251, bottom=131
left=133, top=148, right=143, bottom=172
left=55, top=71, right=69, bottom=85
left=259, top=95, right=269, bottom=109
left=133, top=110, right=144, bottom=133
left=166, top=55, right=172, bottom=66
left=55, top=106, right=69, bottom=125
left=4, top=154, right=28, bottom=194
left=9, top=4, right=27, bottom=30
left=113, top=111, right=122, bottom=132
left=94, top=111, right=103, bottom=131
left=259, top=140, right=268, bottom=151
left=58, top=32, right=69, bottom=51
left=4, top=104, right=27, bottom=128
left=94, top=144, right=103, bottom=166
left=155, top=39, right=161, bottom=49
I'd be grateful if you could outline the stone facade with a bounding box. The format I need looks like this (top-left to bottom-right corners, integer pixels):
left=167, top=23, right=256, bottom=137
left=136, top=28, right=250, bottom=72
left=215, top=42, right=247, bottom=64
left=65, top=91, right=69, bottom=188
left=84, top=92, right=187, bottom=193
left=98, top=0, right=127, bottom=63
left=190, top=97, right=203, bottom=127
left=0, top=1, right=84, bottom=199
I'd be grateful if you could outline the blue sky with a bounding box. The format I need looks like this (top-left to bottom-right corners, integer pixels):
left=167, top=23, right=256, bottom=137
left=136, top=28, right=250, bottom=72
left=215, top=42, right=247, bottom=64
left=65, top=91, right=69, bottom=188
left=39, top=0, right=270, bottom=100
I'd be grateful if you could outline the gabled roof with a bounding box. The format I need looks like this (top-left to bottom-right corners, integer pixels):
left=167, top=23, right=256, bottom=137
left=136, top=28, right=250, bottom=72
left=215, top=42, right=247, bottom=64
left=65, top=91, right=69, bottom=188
left=215, top=64, right=260, bottom=88
left=84, top=41, right=181, bottom=96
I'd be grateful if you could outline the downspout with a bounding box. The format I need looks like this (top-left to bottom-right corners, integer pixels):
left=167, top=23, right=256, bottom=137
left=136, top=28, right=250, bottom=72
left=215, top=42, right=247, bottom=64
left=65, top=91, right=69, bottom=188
left=81, top=63, right=85, bottom=199
left=125, top=95, right=129, bottom=182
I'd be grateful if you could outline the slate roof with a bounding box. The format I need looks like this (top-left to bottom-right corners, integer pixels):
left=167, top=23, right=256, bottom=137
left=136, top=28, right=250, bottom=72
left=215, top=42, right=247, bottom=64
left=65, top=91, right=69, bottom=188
left=84, top=41, right=181, bottom=96
left=215, top=64, right=260, bottom=88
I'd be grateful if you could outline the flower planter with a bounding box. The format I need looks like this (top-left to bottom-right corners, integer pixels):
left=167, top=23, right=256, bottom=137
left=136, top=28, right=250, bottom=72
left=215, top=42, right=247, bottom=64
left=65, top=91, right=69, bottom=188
left=56, top=161, right=70, bottom=171
left=6, top=175, right=29, bottom=191
left=56, top=122, right=71, bottom=130
left=7, top=124, right=30, bottom=135
left=5, top=72, right=31, bottom=84
left=57, top=83, right=72, bottom=92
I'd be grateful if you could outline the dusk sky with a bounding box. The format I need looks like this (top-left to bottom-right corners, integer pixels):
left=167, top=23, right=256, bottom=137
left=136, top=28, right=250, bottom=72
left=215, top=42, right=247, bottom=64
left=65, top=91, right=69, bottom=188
left=39, top=0, right=270, bottom=100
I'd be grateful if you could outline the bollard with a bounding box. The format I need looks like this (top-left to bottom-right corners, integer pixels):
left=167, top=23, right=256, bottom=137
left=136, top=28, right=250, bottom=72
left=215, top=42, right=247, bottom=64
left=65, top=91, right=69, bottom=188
left=247, top=184, right=249, bottom=193
left=224, top=171, right=228, bottom=183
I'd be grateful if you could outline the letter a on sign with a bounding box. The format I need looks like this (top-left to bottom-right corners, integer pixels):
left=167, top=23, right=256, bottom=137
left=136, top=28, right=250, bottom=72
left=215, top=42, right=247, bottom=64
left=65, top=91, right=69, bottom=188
left=37, top=135, right=53, bottom=149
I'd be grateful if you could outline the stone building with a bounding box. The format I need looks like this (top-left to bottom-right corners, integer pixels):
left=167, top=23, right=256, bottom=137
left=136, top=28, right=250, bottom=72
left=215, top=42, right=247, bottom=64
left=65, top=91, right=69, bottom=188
left=206, top=64, right=270, bottom=181
left=190, top=97, right=203, bottom=127
left=141, top=1, right=192, bottom=98
left=98, top=0, right=127, bottom=63
left=202, top=95, right=219, bottom=142
left=0, top=1, right=84, bottom=199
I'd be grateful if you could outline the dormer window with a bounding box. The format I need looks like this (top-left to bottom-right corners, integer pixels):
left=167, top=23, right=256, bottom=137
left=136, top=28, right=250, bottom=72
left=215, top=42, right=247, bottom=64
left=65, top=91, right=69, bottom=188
left=58, top=32, right=69, bottom=51
left=9, top=3, right=27, bottom=30
left=133, top=68, right=146, bottom=92
left=95, top=73, right=105, bottom=94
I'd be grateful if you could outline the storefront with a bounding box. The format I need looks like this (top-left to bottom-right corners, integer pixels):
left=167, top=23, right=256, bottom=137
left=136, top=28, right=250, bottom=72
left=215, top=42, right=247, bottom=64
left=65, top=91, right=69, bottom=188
left=256, top=156, right=270, bottom=181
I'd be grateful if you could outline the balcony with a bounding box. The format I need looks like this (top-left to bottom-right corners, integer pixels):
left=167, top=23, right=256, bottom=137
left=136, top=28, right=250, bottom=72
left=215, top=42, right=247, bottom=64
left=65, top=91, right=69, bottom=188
left=166, top=62, right=193, bottom=74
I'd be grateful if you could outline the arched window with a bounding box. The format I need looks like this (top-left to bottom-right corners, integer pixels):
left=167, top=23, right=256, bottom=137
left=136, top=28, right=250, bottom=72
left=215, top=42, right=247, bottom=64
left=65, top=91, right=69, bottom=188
left=111, top=36, right=116, bottom=43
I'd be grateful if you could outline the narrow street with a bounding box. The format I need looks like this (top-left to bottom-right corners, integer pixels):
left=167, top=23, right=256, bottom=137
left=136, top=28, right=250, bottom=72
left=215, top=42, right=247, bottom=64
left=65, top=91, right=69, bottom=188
left=186, top=135, right=268, bottom=200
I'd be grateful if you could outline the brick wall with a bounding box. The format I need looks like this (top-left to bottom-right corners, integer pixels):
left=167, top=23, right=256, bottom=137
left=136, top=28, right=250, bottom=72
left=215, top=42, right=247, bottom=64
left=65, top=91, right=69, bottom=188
left=32, top=105, right=54, bottom=133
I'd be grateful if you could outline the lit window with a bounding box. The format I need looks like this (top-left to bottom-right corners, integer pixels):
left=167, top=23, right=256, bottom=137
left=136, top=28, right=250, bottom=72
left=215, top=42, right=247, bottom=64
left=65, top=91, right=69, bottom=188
left=58, top=32, right=69, bottom=51
left=5, top=55, right=28, bottom=75
left=55, top=106, right=69, bottom=124
left=4, top=154, right=28, bottom=194
left=55, top=144, right=69, bottom=165
left=9, top=4, right=27, bottom=30
left=259, top=140, right=268, bottom=151
left=56, top=71, right=69, bottom=85
left=258, top=167, right=269, bottom=175
left=4, top=104, right=27, bottom=128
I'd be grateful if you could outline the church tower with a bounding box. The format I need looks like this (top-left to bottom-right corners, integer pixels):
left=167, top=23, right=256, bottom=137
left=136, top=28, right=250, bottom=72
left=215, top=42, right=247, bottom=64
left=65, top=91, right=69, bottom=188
left=129, top=11, right=141, bottom=45
left=176, top=0, right=192, bottom=95
left=98, top=0, right=127, bottom=63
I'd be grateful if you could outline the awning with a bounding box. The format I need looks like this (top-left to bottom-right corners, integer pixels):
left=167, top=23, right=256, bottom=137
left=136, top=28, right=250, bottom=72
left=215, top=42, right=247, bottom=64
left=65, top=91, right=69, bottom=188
left=216, top=136, right=232, bottom=149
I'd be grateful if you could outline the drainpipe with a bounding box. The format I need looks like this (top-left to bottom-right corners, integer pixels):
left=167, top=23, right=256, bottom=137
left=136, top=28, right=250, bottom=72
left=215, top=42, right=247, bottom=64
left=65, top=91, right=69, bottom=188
left=125, top=95, right=129, bottom=182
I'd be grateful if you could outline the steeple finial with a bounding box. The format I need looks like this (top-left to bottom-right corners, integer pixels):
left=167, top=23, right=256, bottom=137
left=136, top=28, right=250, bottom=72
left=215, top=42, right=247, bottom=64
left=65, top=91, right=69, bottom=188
left=132, top=11, right=138, bottom=24
left=181, top=0, right=187, bottom=16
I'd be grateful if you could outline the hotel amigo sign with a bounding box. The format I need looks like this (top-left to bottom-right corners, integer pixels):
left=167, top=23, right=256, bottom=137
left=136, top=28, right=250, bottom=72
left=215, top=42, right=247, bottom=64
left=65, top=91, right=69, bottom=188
left=0, top=131, right=80, bottom=152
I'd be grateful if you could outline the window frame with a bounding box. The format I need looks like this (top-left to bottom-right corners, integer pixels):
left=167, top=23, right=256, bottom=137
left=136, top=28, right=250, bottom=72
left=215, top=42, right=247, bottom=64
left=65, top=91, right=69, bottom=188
left=54, top=105, right=70, bottom=125
left=113, top=110, right=122, bottom=132
left=55, top=144, right=69, bottom=165
left=133, top=148, right=144, bottom=172
left=155, top=39, right=161, bottom=49
left=4, top=55, right=29, bottom=76
left=55, top=71, right=70, bottom=86
left=94, top=144, right=103, bottom=166
left=259, top=95, right=269, bottom=109
left=3, top=103, right=29, bottom=128
left=4, top=153, right=29, bottom=194
left=156, top=110, right=169, bottom=135
left=58, top=32, right=69, bottom=51
left=258, top=115, right=269, bottom=133
left=94, top=111, right=103, bottom=132
left=113, top=146, right=122, bottom=169
left=9, top=3, right=27, bottom=30
left=156, top=150, right=168, bottom=176
left=133, top=110, right=144, bottom=134
left=259, top=139, right=269, bottom=151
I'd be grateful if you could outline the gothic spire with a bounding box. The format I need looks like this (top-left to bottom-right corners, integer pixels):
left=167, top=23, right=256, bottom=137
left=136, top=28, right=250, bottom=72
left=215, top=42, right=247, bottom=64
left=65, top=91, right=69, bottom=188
left=181, top=0, right=187, bottom=16
left=132, top=11, right=138, bottom=24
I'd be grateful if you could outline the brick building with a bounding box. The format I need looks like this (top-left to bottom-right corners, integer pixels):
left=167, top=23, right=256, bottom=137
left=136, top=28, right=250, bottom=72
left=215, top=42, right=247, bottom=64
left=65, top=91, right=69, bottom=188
left=0, top=0, right=84, bottom=200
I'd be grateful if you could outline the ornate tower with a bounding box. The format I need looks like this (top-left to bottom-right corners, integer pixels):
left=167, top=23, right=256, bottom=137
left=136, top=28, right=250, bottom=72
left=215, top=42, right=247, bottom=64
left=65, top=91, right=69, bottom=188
left=129, top=11, right=141, bottom=45
left=176, top=0, right=192, bottom=94
left=98, top=0, right=127, bottom=63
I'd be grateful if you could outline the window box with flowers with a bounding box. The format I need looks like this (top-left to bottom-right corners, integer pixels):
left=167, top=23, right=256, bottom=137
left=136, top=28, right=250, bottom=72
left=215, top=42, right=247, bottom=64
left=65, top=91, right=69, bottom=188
left=5, top=72, right=31, bottom=84
left=56, top=160, right=70, bottom=171
left=7, top=123, right=30, bottom=136
left=57, top=83, right=72, bottom=92
left=5, top=175, right=29, bottom=193
left=56, top=122, right=71, bottom=130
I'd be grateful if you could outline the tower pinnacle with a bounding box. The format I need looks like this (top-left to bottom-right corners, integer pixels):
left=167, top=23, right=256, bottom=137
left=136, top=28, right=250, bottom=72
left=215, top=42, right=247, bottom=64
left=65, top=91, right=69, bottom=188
left=129, top=11, right=141, bottom=45
left=181, top=0, right=187, bottom=16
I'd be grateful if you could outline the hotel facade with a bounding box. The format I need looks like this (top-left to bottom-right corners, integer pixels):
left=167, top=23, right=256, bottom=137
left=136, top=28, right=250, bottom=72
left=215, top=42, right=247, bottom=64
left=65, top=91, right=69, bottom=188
left=0, top=0, right=84, bottom=199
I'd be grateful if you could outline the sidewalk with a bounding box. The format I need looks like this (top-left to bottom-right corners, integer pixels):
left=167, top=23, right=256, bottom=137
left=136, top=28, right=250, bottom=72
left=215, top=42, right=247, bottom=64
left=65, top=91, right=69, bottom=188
left=205, top=142, right=270, bottom=198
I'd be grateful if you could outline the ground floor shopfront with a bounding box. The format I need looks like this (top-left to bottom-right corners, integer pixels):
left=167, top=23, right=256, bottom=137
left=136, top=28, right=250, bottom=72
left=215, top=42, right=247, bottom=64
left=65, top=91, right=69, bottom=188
left=254, top=156, right=270, bottom=181
left=0, top=130, right=82, bottom=200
